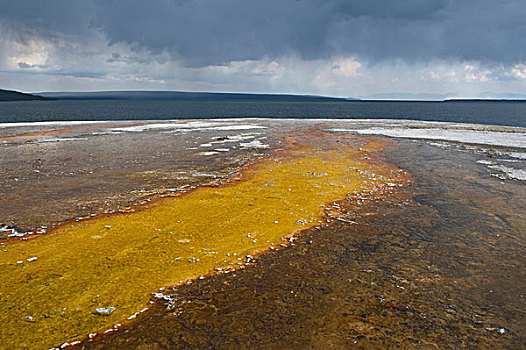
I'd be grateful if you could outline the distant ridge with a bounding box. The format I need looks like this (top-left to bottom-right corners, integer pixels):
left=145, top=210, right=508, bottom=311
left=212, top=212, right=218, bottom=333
left=444, top=99, right=526, bottom=102
left=37, top=90, right=352, bottom=102
left=364, top=92, right=450, bottom=101
left=0, top=89, right=48, bottom=101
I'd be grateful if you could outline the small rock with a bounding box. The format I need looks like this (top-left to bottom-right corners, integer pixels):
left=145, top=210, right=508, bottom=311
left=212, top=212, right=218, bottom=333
left=94, top=306, right=116, bottom=316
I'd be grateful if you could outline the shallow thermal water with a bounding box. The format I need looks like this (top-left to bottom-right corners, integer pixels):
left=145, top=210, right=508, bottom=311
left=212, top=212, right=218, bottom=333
left=0, top=119, right=525, bottom=349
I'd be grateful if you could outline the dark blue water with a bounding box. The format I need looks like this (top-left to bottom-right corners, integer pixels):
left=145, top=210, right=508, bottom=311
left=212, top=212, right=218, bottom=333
left=0, top=100, right=525, bottom=127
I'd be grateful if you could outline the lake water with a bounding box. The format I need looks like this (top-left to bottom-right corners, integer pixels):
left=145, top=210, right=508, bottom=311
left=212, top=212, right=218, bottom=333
left=0, top=100, right=525, bottom=127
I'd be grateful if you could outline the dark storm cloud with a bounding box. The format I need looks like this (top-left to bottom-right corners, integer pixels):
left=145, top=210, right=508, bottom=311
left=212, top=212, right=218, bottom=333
left=0, top=1, right=94, bottom=39
left=1, top=0, right=525, bottom=66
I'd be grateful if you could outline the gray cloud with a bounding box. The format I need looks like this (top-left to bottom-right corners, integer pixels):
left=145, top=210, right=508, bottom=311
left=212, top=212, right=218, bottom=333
left=1, top=0, right=525, bottom=97
left=0, top=2, right=94, bottom=41
left=92, top=0, right=526, bottom=66
left=1, top=0, right=524, bottom=67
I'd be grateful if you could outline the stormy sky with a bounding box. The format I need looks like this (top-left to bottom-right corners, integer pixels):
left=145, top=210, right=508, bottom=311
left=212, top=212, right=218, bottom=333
left=0, top=0, right=525, bottom=98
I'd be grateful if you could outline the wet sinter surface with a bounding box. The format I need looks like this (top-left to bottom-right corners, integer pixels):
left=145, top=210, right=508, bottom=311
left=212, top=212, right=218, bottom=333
left=0, top=120, right=525, bottom=349
left=0, top=130, right=408, bottom=349
left=79, top=141, right=526, bottom=349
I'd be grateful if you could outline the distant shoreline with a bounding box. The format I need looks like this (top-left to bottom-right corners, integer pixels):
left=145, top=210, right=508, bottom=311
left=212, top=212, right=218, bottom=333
left=36, top=90, right=352, bottom=102
left=32, top=91, right=526, bottom=103
left=443, top=99, right=526, bottom=102
left=2, top=88, right=526, bottom=102
left=0, top=89, right=49, bottom=102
